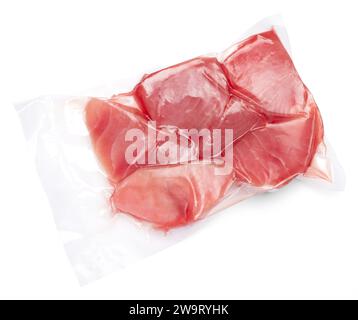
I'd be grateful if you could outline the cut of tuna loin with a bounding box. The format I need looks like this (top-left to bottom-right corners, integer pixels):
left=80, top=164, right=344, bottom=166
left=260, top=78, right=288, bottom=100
left=222, top=30, right=309, bottom=119
left=111, top=162, right=233, bottom=229
left=233, top=100, right=323, bottom=187
left=135, top=57, right=230, bottom=130
left=85, top=98, right=148, bottom=183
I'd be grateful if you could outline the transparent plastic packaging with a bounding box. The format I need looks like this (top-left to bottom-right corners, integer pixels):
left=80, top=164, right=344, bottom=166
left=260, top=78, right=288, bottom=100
left=15, top=16, right=343, bottom=284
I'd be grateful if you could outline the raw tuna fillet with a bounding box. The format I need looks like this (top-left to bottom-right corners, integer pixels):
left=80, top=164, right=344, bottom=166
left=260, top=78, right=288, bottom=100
left=111, top=162, right=234, bottom=229
left=85, top=98, right=148, bottom=183
left=134, top=57, right=230, bottom=129
left=233, top=95, right=323, bottom=187
left=222, top=30, right=309, bottom=119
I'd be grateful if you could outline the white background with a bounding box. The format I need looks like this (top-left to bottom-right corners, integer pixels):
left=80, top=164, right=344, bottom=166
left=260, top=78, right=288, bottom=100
left=0, top=0, right=357, bottom=299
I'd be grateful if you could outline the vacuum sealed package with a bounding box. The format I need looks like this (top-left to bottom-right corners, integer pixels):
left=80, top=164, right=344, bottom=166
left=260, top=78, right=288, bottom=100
left=15, top=16, right=343, bottom=284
